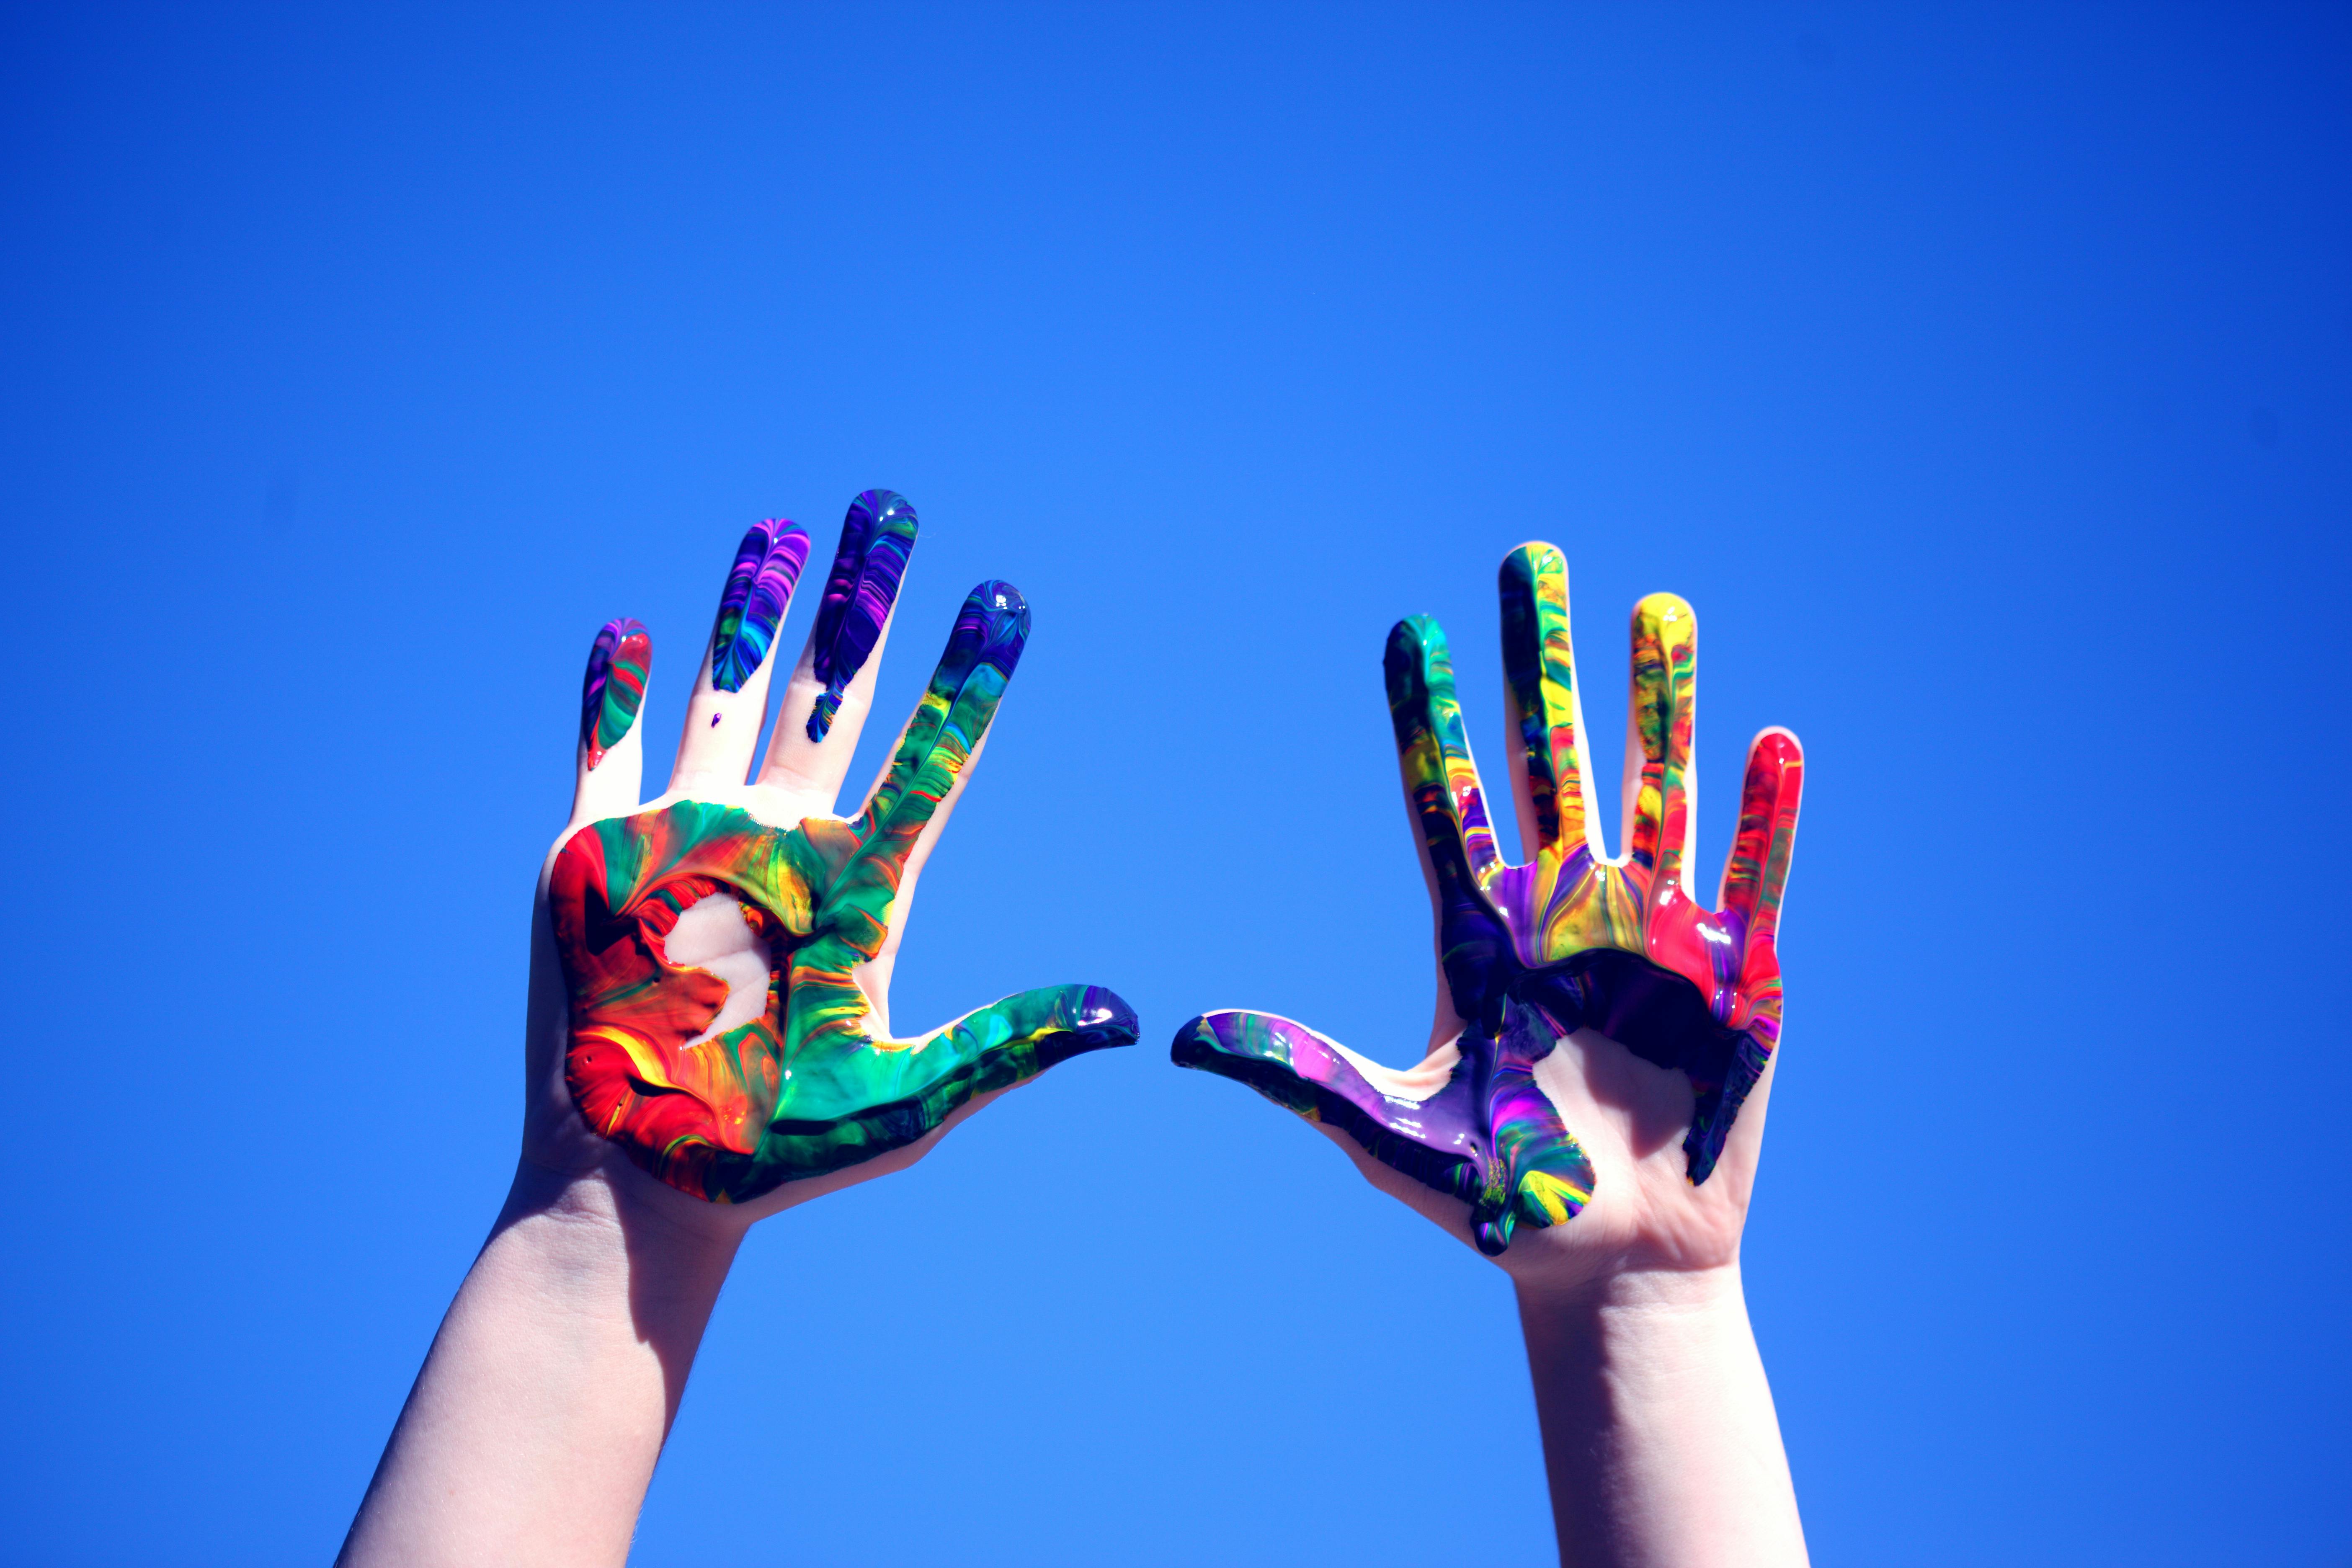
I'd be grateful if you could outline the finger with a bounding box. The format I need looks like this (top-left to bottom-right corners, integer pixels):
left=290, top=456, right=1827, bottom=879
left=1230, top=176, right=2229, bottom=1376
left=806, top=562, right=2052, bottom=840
left=740, top=984, right=1139, bottom=1188
left=1718, top=726, right=1804, bottom=1023
left=1171, top=1010, right=1595, bottom=1256
left=671, top=518, right=812, bottom=791
left=775, top=583, right=1026, bottom=984
left=1388, top=616, right=1502, bottom=881
left=804, top=489, right=919, bottom=743
left=791, top=723, right=1000, bottom=1046
left=1623, top=593, right=1698, bottom=895
left=855, top=580, right=1028, bottom=852
left=1497, top=543, right=1599, bottom=859
left=755, top=489, right=921, bottom=805
left=852, top=725, right=994, bottom=1023
left=569, top=617, right=650, bottom=826
left=1671, top=728, right=1802, bottom=1188
left=1386, top=616, right=1515, bottom=1023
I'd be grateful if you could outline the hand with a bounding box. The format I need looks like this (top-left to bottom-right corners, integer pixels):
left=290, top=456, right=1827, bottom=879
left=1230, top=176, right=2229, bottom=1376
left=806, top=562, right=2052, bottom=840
left=1173, top=542, right=1801, bottom=1287
left=532, top=490, right=1137, bottom=1213
left=341, top=493, right=1137, bottom=1568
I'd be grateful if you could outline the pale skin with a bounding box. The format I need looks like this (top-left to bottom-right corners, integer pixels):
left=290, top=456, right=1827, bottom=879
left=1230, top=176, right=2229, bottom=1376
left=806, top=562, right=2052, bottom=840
left=341, top=537, right=1806, bottom=1567
left=1318, top=1042, right=1801, bottom=1568
left=1271, top=548, right=1809, bottom=1568
left=337, top=564, right=1014, bottom=1568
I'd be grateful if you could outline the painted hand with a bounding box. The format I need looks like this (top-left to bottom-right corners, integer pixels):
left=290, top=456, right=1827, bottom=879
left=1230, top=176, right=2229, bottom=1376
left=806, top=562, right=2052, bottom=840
left=527, top=493, right=1136, bottom=1208
left=1173, top=544, right=1801, bottom=1272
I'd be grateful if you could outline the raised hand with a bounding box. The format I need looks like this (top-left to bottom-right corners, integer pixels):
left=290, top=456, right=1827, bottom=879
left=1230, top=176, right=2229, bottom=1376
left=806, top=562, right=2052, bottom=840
left=533, top=492, right=1137, bottom=1208
left=1173, top=543, right=1801, bottom=1266
left=341, top=497, right=1138, bottom=1566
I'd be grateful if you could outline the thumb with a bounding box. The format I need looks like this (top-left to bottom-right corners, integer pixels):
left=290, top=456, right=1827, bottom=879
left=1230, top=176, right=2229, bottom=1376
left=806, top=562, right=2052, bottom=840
left=1171, top=1009, right=1594, bottom=1256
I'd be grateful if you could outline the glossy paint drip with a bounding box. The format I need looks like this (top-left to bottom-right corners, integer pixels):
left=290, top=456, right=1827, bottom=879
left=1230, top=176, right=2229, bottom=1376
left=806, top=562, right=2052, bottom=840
left=554, top=579, right=1139, bottom=1201
left=805, top=489, right=919, bottom=741
left=578, top=617, right=650, bottom=771
left=709, top=518, right=812, bottom=693
left=1173, top=542, right=1803, bottom=1252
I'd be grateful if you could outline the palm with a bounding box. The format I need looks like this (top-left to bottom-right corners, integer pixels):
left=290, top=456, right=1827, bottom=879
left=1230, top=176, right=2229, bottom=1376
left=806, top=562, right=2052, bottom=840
left=1175, top=542, right=1801, bottom=1281
left=525, top=497, right=1134, bottom=1211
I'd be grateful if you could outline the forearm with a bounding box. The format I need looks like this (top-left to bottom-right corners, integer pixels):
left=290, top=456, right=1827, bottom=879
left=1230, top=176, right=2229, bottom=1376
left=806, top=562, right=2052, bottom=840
left=338, top=1159, right=743, bottom=1568
left=1517, top=1266, right=1807, bottom=1568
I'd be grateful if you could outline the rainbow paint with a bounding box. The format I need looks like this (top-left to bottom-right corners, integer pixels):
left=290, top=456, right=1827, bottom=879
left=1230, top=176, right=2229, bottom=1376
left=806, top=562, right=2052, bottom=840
left=1174, top=543, right=1804, bottom=1254
left=578, top=617, right=650, bottom=771
left=1173, top=1008, right=1595, bottom=1256
left=806, top=489, right=919, bottom=742
left=709, top=518, right=812, bottom=693
left=554, top=580, right=1138, bottom=1201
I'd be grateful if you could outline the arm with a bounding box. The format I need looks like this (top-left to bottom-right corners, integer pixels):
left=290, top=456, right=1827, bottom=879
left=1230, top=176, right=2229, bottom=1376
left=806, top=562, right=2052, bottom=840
left=1519, top=1269, right=1804, bottom=1568
left=1176, top=542, right=1807, bottom=1566
left=338, top=1161, right=740, bottom=1566
left=340, top=492, right=1135, bottom=1567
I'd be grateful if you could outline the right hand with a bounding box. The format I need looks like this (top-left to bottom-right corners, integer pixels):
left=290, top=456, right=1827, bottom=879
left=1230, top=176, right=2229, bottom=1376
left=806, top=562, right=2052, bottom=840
left=526, top=491, right=1137, bottom=1220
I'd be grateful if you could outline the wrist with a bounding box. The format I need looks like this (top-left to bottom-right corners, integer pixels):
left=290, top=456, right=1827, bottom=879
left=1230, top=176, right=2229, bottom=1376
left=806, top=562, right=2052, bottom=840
left=500, top=1155, right=748, bottom=1285
left=1515, top=1265, right=1758, bottom=1413
left=1516, top=1260, right=1747, bottom=1320
left=1514, top=1264, right=1807, bottom=1568
left=339, top=1156, right=745, bottom=1567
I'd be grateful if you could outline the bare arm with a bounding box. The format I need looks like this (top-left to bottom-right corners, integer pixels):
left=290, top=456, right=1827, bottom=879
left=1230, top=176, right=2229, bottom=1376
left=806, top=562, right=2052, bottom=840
left=339, top=493, right=1135, bottom=1565
left=1175, top=540, right=1808, bottom=1565
left=338, top=1162, right=740, bottom=1567
left=1519, top=1269, right=1804, bottom=1568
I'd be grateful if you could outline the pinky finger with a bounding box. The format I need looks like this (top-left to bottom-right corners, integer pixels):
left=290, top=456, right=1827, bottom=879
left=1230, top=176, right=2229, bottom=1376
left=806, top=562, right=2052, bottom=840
left=569, top=617, right=651, bottom=827
left=1717, top=727, right=1804, bottom=947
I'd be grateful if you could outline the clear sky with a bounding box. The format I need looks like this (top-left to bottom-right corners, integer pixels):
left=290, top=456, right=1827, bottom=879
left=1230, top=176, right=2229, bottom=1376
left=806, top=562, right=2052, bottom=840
left=3, top=5, right=2347, bottom=1564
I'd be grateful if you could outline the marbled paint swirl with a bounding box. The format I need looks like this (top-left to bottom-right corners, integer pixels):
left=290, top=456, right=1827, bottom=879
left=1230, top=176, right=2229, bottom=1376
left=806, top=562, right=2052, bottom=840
left=578, top=616, right=650, bottom=771
left=1175, top=543, right=1803, bottom=1253
left=554, top=580, right=1137, bottom=1202
left=709, top=518, right=812, bottom=694
left=806, top=489, right=920, bottom=742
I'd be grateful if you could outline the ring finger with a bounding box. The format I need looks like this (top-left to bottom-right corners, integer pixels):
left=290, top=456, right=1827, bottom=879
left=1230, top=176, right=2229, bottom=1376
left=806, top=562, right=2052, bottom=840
left=669, top=517, right=812, bottom=793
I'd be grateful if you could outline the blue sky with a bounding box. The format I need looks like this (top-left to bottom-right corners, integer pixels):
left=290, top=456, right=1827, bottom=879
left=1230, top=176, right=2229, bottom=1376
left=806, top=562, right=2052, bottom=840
left=3, top=5, right=2347, bottom=1564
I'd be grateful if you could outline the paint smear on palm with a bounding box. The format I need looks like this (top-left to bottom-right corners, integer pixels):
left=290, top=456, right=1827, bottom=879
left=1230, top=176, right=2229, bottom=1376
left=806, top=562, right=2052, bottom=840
left=554, top=578, right=1139, bottom=1202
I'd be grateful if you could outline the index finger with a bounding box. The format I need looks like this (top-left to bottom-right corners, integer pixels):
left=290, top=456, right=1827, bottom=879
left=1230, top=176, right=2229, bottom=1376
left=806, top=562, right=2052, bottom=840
left=803, top=582, right=1028, bottom=960
left=1498, top=542, right=1598, bottom=860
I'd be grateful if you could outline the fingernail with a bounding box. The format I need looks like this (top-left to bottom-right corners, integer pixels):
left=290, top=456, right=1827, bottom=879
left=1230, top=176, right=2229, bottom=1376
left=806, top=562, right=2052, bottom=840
left=931, top=583, right=1035, bottom=691
left=710, top=519, right=811, bottom=692
left=580, top=617, right=651, bottom=770
left=949, top=580, right=1030, bottom=678
left=805, top=489, right=920, bottom=740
